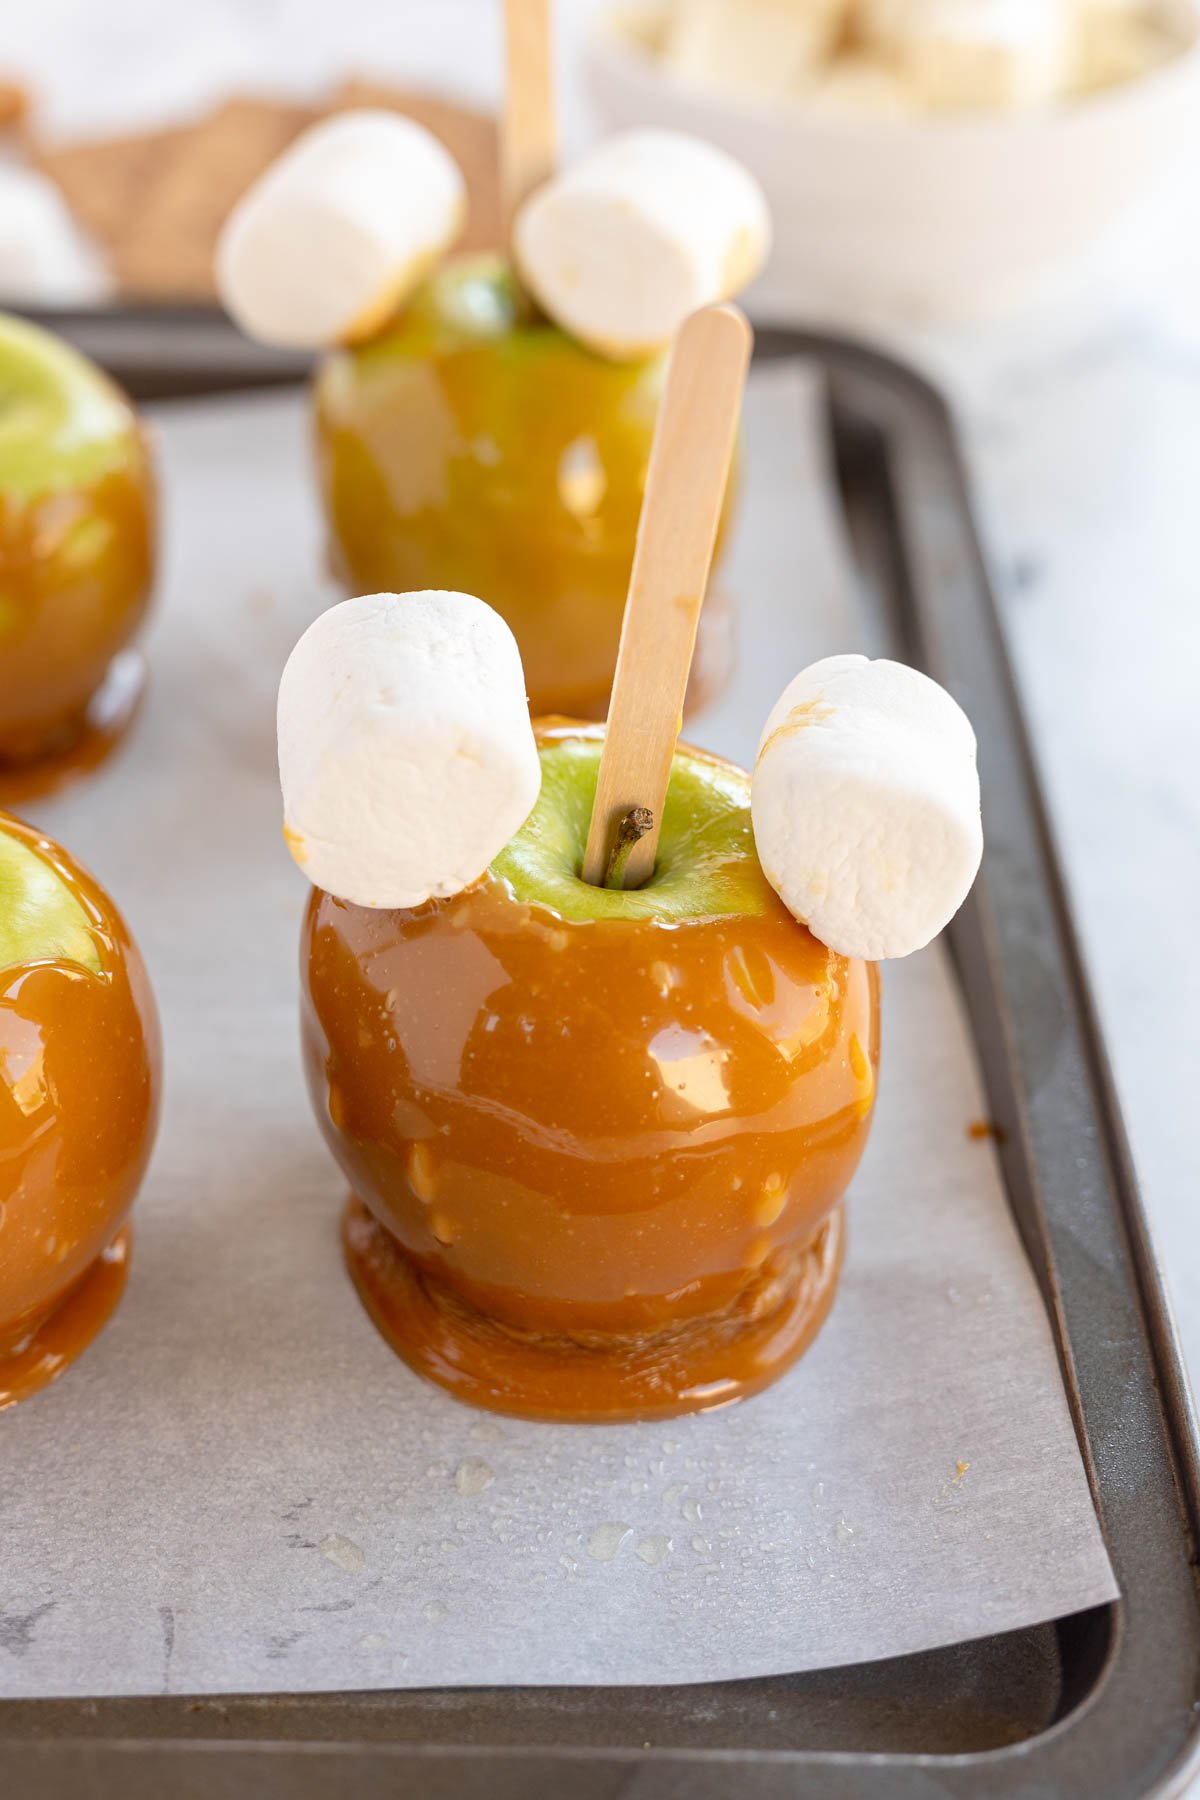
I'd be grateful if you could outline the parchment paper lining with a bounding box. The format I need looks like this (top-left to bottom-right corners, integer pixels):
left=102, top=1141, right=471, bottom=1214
left=0, top=372, right=1115, bottom=1696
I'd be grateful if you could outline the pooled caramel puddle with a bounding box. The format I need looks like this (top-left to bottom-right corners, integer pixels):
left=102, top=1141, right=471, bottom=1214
left=0, top=448, right=154, bottom=800
left=0, top=649, right=145, bottom=807
left=0, top=1228, right=130, bottom=1410
left=341, top=1195, right=844, bottom=1424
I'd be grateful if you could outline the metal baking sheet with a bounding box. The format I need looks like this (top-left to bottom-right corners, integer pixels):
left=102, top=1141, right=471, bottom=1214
left=1, top=322, right=1198, bottom=1797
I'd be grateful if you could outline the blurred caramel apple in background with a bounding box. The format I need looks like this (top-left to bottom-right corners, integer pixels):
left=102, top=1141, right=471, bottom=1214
left=314, top=258, right=735, bottom=720
left=0, top=316, right=155, bottom=797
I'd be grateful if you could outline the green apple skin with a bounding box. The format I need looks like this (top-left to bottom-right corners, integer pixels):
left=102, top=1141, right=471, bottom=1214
left=313, top=256, right=735, bottom=719
left=0, top=314, right=155, bottom=767
left=493, top=726, right=781, bottom=923
left=302, top=725, right=879, bottom=1420
left=0, top=825, right=100, bottom=974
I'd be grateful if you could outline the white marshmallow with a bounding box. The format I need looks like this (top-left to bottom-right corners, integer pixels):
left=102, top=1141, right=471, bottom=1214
left=663, top=0, right=850, bottom=100
left=216, top=111, right=466, bottom=350
left=513, top=129, right=771, bottom=361
left=803, top=53, right=918, bottom=116
left=1070, top=0, right=1170, bottom=91
left=752, top=655, right=983, bottom=961
left=0, top=166, right=111, bottom=306
left=893, top=0, right=1070, bottom=111
left=277, top=592, right=541, bottom=911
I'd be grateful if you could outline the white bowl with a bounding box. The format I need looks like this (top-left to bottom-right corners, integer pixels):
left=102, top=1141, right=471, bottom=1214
left=584, top=1, right=1200, bottom=327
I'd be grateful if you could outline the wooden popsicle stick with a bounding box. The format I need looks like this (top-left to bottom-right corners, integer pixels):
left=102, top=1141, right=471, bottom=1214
left=501, top=0, right=557, bottom=243
left=582, top=304, right=753, bottom=890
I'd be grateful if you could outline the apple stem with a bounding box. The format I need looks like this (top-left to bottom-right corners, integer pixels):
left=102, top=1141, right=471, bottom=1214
left=604, top=806, right=654, bottom=891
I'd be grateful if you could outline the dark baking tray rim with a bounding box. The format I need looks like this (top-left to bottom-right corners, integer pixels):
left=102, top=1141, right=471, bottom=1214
left=0, top=315, right=1197, bottom=1798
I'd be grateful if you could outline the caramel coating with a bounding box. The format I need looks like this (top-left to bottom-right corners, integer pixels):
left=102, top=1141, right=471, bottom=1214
left=302, top=750, right=879, bottom=1421
left=0, top=816, right=161, bottom=1407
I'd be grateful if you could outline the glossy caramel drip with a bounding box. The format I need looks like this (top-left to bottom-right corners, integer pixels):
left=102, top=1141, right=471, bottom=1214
left=0, top=816, right=160, bottom=1408
left=302, top=788, right=879, bottom=1422
left=0, top=1228, right=131, bottom=1408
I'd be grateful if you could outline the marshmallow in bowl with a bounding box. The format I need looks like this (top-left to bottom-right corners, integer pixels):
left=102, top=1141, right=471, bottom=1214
left=513, top=129, right=771, bottom=361
left=892, top=0, right=1070, bottom=111
left=216, top=111, right=466, bottom=350
left=805, top=54, right=917, bottom=117
left=752, top=655, right=983, bottom=961
left=663, top=0, right=850, bottom=100
left=277, top=592, right=541, bottom=910
left=1070, top=0, right=1172, bottom=90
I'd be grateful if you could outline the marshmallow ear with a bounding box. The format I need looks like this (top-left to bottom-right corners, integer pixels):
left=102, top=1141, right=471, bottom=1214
left=752, top=656, right=983, bottom=961
left=216, top=111, right=466, bottom=350
left=513, top=129, right=771, bottom=361
left=1072, top=0, right=1169, bottom=90
left=278, top=592, right=542, bottom=911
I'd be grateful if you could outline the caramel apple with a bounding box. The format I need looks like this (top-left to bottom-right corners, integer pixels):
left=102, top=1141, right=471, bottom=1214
left=0, top=315, right=155, bottom=799
left=303, top=723, right=878, bottom=1422
left=281, top=305, right=981, bottom=1425
left=313, top=255, right=735, bottom=719
left=285, top=307, right=876, bottom=1422
left=0, top=811, right=160, bottom=1408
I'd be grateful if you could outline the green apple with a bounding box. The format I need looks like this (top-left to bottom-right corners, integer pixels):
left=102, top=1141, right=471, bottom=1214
left=314, top=255, right=734, bottom=719
left=0, top=313, right=155, bottom=773
left=0, top=314, right=143, bottom=501
left=493, top=731, right=780, bottom=923
left=0, top=825, right=100, bottom=974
